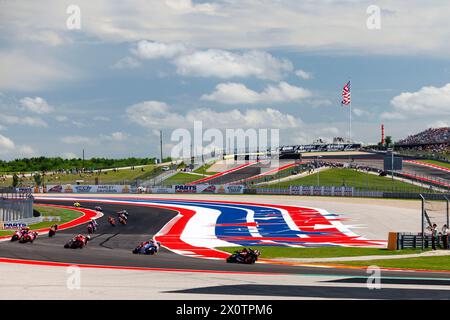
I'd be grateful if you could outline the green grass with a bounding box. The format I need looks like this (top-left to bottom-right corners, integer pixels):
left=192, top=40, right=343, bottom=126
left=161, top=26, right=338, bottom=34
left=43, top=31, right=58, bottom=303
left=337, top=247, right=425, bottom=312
left=0, top=205, right=83, bottom=236
left=419, top=160, right=450, bottom=169
left=0, top=165, right=157, bottom=187
left=163, top=172, right=204, bottom=185
left=270, top=168, right=429, bottom=192
left=217, top=246, right=429, bottom=259
left=333, top=256, right=450, bottom=271
left=194, top=162, right=219, bottom=175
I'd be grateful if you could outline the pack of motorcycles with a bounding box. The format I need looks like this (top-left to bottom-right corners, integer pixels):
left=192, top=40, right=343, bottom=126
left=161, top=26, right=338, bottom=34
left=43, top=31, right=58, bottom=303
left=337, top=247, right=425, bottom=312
left=8, top=204, right=261, bottom=264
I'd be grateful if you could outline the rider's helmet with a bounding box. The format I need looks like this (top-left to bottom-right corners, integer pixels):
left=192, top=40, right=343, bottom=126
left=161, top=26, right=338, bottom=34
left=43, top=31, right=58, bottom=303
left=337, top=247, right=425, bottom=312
left=86, top=235, right=91, bottom=241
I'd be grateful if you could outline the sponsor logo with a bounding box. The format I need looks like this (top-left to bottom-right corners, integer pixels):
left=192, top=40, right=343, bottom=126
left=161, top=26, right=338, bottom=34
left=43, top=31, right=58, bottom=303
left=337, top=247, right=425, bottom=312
left=64, top=185, right=73, bottom=193
left=97, top=185, right=118, bottom=193
left=217, top=185, right=226, bottom=194
left=41, top=216, right=61, bottom=222
left=122, top=185, right=130, bottom=193
left=175, top=185, right=197, bottom=193
left=201, top=185, right=216, bottom=193
left=48, top=185, right=63, bottom=193
left=151, top=187, right=173, bottom=194
left=226, top=185, right=244, bottom=194
left=74, top=185, right=92, bottom=193
left=1, top=222, right=27, bottom=230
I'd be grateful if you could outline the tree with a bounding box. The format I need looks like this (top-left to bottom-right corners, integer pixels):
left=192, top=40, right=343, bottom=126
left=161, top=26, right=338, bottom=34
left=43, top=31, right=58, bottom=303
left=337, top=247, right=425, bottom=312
left=12, top=174, right=19, bottom=188
left=385, top=136, right=393, bottom=148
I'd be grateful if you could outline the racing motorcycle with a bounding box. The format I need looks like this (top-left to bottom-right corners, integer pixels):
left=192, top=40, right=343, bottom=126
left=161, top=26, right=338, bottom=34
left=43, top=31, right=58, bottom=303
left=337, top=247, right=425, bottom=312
left=64, top=236, right=90, bottom=249
left=87, top=223, right=94, bottom=234
left=19, top=232, right=38, bottom=244
left=108, top=216, right=116, bottom=227
left=73, top=202, right=81, bottom=208
left=132, top=241, right=161, bottom=255
left=48, top=224, right=58, bottom=237
left=118, top=216, right=127, bottom=225
left=94, top=206, right=103, bottom=212
left=226, top=248, right=261, bottom=264
left=10, top=230, right=23, bottom=242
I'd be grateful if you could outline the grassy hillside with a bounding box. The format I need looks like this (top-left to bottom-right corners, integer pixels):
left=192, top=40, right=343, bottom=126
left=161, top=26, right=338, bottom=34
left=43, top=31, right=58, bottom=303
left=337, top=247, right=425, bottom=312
left=163, top=172, right=204, bottom=185
left=0, top=165, right=158, bottom=187
left=269, top=168, right=429, bottom=192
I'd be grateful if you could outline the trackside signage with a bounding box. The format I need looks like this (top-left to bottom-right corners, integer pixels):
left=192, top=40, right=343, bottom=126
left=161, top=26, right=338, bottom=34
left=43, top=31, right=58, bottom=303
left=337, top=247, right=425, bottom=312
left=46, top=184, right=245, bottom=194
left=1, top=222, right=27, bottom=230
left=46, top=185, right=132, bottom=193
left=290, top=186, right=354, bottom=196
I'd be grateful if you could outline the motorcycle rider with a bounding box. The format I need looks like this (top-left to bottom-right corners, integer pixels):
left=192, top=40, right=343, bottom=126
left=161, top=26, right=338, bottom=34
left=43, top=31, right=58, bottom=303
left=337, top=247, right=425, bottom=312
left=108, top=216, right=116, bottom=226
left=74, top=234, right=90, bottom=247
left=89, top=219, right=98, bottom=232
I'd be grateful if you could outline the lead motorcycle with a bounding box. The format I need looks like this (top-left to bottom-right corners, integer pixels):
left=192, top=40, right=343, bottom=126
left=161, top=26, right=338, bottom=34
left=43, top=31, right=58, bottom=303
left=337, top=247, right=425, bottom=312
left=19, top=232, right=38, bottom=244
left=11, top=230, right=23, bottom=242
left=226, top=248, right=261, bottom=264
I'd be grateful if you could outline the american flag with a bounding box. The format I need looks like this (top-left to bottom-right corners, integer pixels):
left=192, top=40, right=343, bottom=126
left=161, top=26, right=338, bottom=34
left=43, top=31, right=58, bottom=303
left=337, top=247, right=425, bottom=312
left=341, top=81, right=351, bottom=106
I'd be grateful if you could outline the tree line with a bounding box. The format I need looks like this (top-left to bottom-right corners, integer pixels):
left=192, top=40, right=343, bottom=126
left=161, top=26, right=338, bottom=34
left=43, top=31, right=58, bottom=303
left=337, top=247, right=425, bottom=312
left=0, top=156, right=172, bottom=173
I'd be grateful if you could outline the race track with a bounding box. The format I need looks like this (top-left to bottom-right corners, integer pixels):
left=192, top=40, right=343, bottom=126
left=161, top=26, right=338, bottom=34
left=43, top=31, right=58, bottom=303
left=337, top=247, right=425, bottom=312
left=1, top=195, right=449, bottom=299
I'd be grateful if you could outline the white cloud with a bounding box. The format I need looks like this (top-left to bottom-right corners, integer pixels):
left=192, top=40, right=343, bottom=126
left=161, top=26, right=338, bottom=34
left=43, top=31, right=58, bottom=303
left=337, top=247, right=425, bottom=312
left=55, top=115, right=68, bottom=122
left=131, top=40, right=188, bottom=60
left=0, top=50, right=77, bottom=91
left=201, top=82, right=311, bottom=105
left=165, top=0, right=217, bottom=14
left=308, top=99, right=333, bottom=108
left=62, top=132, right=129, bottom=145
left=173, top=49, right=293, bottom=81
left=295, top=69, right=312, bottom=80
left=101, top=132, right=128, bottom=142
left=2, top=1, right=450, bottom=56
left=61, top=152, right=78, bottom=159
left=126, top=100, right=301, bottom=129
left=390, top=83, right=450, bottom=116
left=61, top=136, right=93, bottom=145
left=0, top=113, right=48, bottom=127
left=380, top=112, right=406, bottom=120
left=0, top=134, right=15, bottom=151
left=20, top=96, right=53, bottom=114
left=0, top=134, right=35, bottom=156
left=353, top=108, right=371, bottom=117
left=112, top=56, right=141, bottom=69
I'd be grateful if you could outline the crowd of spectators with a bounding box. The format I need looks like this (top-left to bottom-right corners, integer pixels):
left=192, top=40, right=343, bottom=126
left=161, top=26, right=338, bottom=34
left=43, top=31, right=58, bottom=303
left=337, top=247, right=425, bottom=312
left=397, top=127, right=450, bottom=146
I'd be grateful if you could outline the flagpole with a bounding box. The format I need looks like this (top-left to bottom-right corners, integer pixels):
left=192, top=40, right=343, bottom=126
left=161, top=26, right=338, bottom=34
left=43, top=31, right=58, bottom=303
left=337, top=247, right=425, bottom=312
left=349, top=97, right=352, bottom=143
left=349, top=80, right=352, bottom=143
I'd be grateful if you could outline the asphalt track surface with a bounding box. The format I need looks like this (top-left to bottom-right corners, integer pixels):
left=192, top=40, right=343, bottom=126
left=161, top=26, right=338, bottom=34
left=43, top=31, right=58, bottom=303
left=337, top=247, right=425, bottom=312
left=1, top=199, right=450, bottom=299
left=403, top=162, right=450, bottom=181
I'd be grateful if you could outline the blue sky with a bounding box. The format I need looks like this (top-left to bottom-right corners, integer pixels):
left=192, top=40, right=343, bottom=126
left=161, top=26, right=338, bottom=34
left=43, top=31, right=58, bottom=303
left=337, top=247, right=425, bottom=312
left=0, top=0, right=449, bottom=160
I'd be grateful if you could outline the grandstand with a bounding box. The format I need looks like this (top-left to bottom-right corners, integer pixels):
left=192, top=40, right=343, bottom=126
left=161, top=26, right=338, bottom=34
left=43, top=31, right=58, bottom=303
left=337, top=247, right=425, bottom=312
left=396, top=127, right=450, bottom=161
left=397, top=127, right=450, bottom=146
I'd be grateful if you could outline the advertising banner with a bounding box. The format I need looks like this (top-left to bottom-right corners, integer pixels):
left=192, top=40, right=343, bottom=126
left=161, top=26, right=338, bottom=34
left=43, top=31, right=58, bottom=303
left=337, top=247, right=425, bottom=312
left=215, top=185, right=245, bottom=194
left=1, top=222, right=27, bottom=230
left=148, top=186, right=174, bottom=194
left=46, top=184, right=132, bottom=193
left=174, top=185, right=197, bottom=193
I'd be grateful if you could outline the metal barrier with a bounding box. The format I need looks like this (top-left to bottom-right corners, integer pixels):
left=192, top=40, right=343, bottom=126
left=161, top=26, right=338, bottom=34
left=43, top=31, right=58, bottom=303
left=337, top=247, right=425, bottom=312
left=0, top=188, right=34, bottom=223
left=396, top=232, right=447, bottom=250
